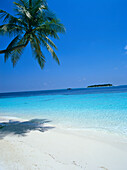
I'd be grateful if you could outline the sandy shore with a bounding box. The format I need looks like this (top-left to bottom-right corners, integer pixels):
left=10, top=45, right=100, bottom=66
left=0, top=117, right=127, bottom=170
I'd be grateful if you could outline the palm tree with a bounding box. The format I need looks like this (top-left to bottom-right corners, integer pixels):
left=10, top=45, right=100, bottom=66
left=0, top=0, right=65, bottom=69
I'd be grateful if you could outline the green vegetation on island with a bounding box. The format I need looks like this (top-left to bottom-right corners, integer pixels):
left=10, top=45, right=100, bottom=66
left=87, top=84, right=113, bottom=88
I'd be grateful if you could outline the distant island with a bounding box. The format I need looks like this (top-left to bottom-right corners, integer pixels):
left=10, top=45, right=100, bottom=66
left=87, top=84, right=112, bottom=88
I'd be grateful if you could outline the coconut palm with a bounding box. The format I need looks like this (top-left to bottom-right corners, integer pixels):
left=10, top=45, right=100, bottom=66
left=0, top=0, right=65, bottom=69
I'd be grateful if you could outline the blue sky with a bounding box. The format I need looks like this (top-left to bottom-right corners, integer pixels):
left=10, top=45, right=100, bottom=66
left=0, top=0, right=127, bottom=92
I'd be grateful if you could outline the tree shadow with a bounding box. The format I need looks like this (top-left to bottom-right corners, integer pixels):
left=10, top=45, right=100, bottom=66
left=0, top=119, right=54, bottom=139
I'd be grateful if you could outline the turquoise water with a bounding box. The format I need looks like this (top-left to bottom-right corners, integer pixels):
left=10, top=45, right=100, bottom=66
left=0, top=86, right=127, bottom=135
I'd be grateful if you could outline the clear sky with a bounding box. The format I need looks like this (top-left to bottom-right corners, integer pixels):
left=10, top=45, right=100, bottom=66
left=0, top=0, right=127, bottom=92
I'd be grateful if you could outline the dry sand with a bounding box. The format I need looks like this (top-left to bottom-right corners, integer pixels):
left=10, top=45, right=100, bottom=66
left=0, top=117, right=127, bottom=170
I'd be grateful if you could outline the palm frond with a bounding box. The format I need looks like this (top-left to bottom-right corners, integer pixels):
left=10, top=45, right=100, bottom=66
left=4, top=34, right=28, bottom=65
left=30, top=33, right=45, bottom=69
left=0, top=9, right=27, bottom=29
left=4, top=35, right=20, bottom=62
left=39, top=36, right=60, bottom=64
left=44, top=36, right=57, bottom=49
left=34, top=20, right=65, bottom=40
left=47, top=21, right=65, bottom=33
left=14, top=2, right=32, bottom=19
left=0, top=9, right=13, bottom=22
left=32, top=0, right=48, bottom=14
left=16, top=0, right=29, bottom=9
left=36, top=28, right=60, bottom=40
left=0, top=24, right=24, bottom=36
left=37, top=32, right=57, bottom=49
left=11, top=33, right=29, bottom=66
left=11, top=46, right=24, bottom=67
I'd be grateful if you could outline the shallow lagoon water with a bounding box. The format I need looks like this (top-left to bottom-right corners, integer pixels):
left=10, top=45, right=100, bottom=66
left=0, top=86, right=127, bottom=136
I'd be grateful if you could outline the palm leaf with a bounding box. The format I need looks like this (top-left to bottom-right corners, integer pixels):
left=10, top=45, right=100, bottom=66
left=0, top=9, right=27, bottom=29
left=37, top=32, right=57, bottom=49
left=16, top=0, right=29, bottom=9
left=0, top=24, right=24, bottom=36
left=39, top=36, right=60, bottom=64
left=4, top=35, right=20, bottom=62
left=30, top=34, right=45, bottom=69
left=11, top=47, right=24, bottom=67
left=14, top=2, right=32, bottom=19
left=32, top=0, right=47, bottom=14
left=4, top=34, right=28, bottom=65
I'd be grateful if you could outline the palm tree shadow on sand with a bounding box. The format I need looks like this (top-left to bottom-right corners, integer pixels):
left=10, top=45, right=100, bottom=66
left=0, top=119, right=54, bottom=139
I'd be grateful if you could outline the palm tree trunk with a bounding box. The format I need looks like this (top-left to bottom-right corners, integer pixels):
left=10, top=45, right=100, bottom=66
left=0, top=40, right=29, bottom=54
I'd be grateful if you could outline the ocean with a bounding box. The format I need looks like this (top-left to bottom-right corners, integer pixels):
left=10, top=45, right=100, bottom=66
left=0, top=85, right=127, bottom=136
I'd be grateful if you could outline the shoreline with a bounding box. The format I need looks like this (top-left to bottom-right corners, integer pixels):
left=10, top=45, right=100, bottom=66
left=1, top=115, right=127, bottom=138
left=0, top=116, right=127, bottom=170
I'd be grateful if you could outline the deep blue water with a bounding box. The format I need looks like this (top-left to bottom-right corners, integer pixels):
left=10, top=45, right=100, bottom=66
left=0, top=85, right=127, bottom=136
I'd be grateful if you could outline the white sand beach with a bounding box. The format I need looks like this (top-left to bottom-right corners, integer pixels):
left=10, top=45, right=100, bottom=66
left=0, top=117, right=127, bottom=170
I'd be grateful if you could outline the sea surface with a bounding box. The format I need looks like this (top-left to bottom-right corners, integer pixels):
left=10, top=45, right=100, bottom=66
left=0, top=85, right=127, bottom=136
